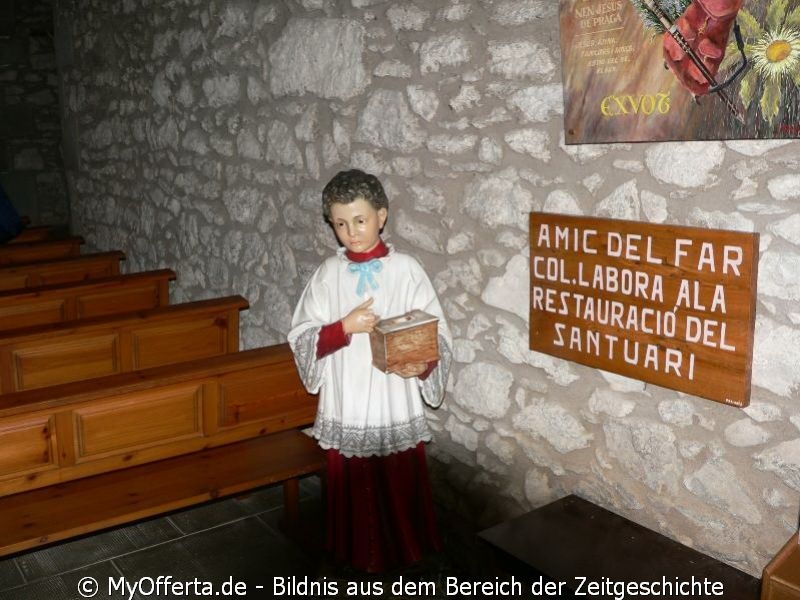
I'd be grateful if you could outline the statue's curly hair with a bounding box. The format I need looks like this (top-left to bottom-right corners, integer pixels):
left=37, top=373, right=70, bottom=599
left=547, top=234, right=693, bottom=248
left=322, top=169, right=388, bottom=221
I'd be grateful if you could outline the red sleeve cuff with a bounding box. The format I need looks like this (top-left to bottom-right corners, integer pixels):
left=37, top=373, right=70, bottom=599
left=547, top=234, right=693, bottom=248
left=418, top=360, right=438, bottom=381
left=316, top=320, right=351, bottom=359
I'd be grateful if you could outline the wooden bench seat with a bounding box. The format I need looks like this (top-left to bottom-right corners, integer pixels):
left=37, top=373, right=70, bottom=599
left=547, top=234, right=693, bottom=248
left=0, top=236, right=84, bottom=266
left=0, top=344, right=323, bottom=556
left=0, top=295, right=248, bottom=393
left=479, top=494, right=760, bottom=599
left=0, top=269, right=175, bottom=332
left=0, top=251, right=125, bottom=291
left=0, top=430, right=324, bottom=557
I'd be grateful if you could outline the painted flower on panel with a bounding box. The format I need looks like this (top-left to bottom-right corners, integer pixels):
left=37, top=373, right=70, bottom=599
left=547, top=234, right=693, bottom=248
left=721, top=0, right=800, bottom=124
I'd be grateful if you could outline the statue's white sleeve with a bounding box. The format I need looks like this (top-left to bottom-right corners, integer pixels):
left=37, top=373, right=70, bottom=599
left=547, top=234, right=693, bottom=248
left=408, top=258, right=452, bottom=409
left=287, top=265, right=332, bottom=394
left=420, top=333, right=452, bottom=408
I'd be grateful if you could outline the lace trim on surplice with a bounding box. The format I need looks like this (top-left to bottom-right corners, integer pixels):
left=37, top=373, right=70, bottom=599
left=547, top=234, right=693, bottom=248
left=312, top=413, right=432, bottom=457
left=420, top=333, right=453, bottom=409
left=288, top=325, right=325, bottom=394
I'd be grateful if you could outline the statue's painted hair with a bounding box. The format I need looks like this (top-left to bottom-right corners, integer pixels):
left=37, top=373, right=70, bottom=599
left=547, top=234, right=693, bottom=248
left=322, top=169, right=388, bottom=221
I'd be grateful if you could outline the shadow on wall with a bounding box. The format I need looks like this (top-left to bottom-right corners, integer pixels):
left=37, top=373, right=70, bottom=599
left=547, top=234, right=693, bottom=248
left=0, top=0, right=70, bottom=227
left=429, top=453, right=532, bottom=531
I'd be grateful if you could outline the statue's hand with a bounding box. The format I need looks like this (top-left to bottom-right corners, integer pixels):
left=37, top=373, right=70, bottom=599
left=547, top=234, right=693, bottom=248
left=342, top=297, right=378, bottom=334
left=663, top=0, right=743, bottom=96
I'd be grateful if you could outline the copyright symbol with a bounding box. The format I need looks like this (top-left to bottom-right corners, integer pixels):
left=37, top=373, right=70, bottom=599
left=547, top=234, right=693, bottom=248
left=78, top=576, right=98, bottom=598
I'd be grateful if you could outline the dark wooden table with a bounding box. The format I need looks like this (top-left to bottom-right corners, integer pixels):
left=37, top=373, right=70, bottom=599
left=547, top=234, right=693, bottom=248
left=479, top=495, right=761, bottom=600
left=762, top=532, right=800, bottom=600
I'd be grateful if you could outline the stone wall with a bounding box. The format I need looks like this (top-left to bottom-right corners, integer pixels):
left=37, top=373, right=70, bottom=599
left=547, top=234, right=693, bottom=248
left=0, top=0, right=69, bottom=226
left=57, top=0, right=800, bottom=576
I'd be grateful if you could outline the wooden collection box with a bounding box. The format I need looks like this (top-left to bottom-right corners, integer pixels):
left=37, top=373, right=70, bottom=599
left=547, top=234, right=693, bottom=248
left=369, top=310, right=439, bottom=373
left=762, top=533, right=800, bottom=600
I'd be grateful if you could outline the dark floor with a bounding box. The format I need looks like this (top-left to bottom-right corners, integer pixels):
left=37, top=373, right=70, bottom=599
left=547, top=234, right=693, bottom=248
left=0, top=476, right=490, bottom=600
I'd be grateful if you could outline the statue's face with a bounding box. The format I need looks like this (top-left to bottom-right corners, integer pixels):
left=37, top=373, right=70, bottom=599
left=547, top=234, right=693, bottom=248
left=329, top=198, right=388, bottom=254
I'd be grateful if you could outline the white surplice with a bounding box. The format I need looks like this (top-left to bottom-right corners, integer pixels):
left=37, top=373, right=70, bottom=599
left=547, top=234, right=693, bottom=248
left=288, top=245, right=452, bottom=458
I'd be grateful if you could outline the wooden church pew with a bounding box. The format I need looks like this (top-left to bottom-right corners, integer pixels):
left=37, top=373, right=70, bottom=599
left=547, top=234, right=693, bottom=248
left=0, top=344, right=324, bottom=556
left=0, top=251, right=125, bottom=291
left=0, top=433, right=323, bottom=557
left=0, top=269, right=175, bottom=332
left=8, top=225, right=58, bottom=244
left=0, top=295, right=248, bottom=393
left=0, top=236, right=84, bottom=267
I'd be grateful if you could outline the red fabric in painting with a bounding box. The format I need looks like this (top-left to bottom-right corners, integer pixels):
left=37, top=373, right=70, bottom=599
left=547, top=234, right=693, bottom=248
left=325, top=443, right=442, bottom=573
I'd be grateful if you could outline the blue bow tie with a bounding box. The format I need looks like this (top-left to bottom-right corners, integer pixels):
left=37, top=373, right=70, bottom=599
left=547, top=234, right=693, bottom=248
left=348, top=259, right=383, bottom=296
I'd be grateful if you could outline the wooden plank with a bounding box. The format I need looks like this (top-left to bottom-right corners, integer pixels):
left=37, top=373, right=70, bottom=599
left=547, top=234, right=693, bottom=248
left=0, top=430, right=325, bottom=556
left=10, top=333, right=121, bottom=391
left=0, top=237, right=84, bottom=267
left=0, top=344, right=318, bottom=496
left=131, top=315, right=229, bottom=370
left=218, top=364, right=313, bottom=430
left=0, top=295, right=248, bottom=393
left=0, top=270, right=175, bottom=333
left=529, top=214, right=759, bottom=407
left=0, top=251, right=125, bottom=291
left=0, top=412, right=58, bottom=480
left=73, top=383, right=204, bottom=461
left=479, top=494, right=760, bottom=600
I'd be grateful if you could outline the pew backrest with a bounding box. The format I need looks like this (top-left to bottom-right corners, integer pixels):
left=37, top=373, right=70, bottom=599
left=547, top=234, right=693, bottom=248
left=0, top=295, right=248, bottom=393
left=0, top=269, right=176, bottom=332
left=0, top=236, right=84, bottom=266
left=0, top=344, right=317, bottom=497
left=0, top=251, right=125, bottom=291
left=8, top=226, right=58, bottom=244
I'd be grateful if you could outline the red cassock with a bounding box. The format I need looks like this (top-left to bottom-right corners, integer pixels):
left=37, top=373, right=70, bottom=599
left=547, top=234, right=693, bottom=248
left=325, top=444, right=442, bottom=572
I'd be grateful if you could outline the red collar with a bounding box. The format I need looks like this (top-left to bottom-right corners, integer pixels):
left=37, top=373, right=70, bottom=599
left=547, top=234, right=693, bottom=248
left=346, top=239, right=389, bottom=263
